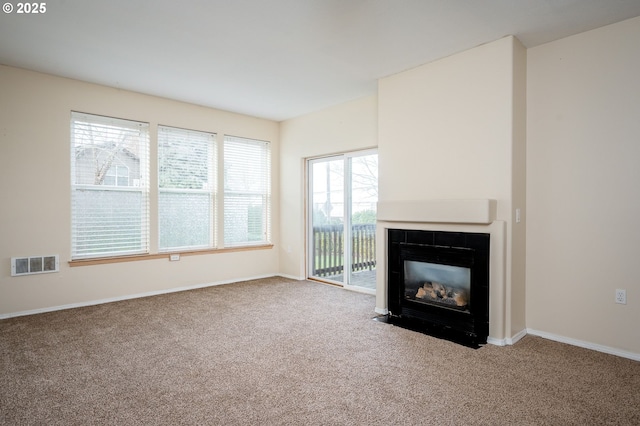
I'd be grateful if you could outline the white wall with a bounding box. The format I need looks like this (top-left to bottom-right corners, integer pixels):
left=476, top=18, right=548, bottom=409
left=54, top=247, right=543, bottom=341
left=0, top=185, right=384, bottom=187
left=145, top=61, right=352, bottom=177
left=378, top=38, right=515, bottom=213
left=526, top=16, right=640, bottom=355
left=279, top=96, right=378, bottom=279
left=0, top=66, right=280, bottom=317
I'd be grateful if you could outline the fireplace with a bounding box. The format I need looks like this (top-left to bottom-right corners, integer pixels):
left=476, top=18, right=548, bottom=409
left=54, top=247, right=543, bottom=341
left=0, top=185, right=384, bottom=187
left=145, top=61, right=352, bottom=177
left=387, top=229, right=490, bottom=347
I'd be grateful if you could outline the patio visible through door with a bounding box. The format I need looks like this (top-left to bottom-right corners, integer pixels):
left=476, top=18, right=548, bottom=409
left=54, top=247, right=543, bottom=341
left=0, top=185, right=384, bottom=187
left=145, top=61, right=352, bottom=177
left=307, top=150, right=377, bottom=292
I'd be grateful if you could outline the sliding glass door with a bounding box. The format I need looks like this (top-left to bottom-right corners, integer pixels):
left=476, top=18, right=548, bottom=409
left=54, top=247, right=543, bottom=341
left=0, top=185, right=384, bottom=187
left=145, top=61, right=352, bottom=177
left=307, top=150, right=377, bottom=291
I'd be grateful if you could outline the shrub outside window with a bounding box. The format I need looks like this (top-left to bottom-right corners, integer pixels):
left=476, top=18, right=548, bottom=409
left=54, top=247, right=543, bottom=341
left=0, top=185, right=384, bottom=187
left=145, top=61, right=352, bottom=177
left=223, top=136, right=271, bottom=247
left=158, top=126, right=216, bottom=251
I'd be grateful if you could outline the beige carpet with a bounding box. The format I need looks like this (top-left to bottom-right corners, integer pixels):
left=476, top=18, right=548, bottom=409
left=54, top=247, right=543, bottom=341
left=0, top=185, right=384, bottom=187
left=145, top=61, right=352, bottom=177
left=1, top=277, right=639, bottom=425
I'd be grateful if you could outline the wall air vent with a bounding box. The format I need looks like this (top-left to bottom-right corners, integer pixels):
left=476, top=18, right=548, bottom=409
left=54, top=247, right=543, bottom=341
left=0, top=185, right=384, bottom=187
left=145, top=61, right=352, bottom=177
left=11, top=255, right=59, bottom=276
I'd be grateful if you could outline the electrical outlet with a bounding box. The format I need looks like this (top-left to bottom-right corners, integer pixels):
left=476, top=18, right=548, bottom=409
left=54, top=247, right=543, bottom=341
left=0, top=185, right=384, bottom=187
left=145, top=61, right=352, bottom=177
left=169, top=254, right=180, bottom=261
left=615, top=289, right=626, bottom=304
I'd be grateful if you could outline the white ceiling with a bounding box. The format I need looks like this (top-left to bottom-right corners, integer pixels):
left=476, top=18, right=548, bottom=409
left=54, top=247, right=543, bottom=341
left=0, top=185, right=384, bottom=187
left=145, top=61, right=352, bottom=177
left=1, top=0, right=640, bottom=121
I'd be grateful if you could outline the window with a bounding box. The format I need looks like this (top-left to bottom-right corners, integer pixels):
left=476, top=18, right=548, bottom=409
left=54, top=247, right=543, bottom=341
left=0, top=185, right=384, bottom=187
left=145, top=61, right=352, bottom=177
left=103, top=164, right=129, bottom=186
left=70, top=112, right=272, bottom=262
left=71, top=112, right=149, bottom=259
left=158, top=126, right=216, bottom=251
left=223, top=136, right=271, bottom=246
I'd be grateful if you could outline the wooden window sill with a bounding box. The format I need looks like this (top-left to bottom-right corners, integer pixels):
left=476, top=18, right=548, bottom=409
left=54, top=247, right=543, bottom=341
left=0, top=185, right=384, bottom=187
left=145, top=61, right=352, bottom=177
left=69, top=244, right=274, bottom=267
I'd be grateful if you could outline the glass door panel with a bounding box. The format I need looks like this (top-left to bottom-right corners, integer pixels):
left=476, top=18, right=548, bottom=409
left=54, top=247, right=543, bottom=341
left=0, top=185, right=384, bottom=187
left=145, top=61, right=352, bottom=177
left=348, top=153, right=378, bottom=291
left=309, top=158, right=345, bottom=284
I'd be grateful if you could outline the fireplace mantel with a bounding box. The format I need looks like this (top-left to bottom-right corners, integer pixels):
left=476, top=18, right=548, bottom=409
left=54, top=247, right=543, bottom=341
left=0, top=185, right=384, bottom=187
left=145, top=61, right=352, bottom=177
left=377, top=199, right=497, bottom=224
left=375, top=199, right=509, bottom=346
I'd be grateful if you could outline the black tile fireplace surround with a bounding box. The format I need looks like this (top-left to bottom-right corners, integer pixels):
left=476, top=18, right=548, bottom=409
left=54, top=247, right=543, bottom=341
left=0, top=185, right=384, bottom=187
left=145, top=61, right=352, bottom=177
left=387, top=229, right=490, bottom=347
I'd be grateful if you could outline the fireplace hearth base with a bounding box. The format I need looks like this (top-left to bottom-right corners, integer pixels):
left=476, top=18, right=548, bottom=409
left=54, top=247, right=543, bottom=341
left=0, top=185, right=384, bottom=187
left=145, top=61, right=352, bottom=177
left=386, top=314, right=484, bottom=348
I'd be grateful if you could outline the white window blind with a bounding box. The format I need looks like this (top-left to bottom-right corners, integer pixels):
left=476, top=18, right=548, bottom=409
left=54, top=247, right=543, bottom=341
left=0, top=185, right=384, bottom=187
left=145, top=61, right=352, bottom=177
left=71, top=112, right=150, bottom=259
left=158, top=126, right=216, bottom=251
left=223, top=136, right=271, bottom=246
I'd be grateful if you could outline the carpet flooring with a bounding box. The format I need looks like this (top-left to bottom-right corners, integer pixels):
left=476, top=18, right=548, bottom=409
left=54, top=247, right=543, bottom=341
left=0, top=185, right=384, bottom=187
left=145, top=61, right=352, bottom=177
left=1, top=277, right=639, bottom=425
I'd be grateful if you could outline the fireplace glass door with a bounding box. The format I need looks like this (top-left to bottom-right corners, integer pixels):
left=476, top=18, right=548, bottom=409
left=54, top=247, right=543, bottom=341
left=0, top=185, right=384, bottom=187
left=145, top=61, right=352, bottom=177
left=307, top=150, right=377, bottom=291
left=404, top=261, right=471, bottom=312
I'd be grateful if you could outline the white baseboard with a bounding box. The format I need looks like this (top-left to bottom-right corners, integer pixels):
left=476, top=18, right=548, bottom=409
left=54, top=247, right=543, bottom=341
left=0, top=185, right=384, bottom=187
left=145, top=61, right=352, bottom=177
left=277, top=273, right=305, bottom=281
left=527, top=329, right=640, bottom=362
left=374, top=307, right=389, bottom=315
left=343, top=285, right=376, bottom=296
left=488, top=329, right=639, bottom=361
left=486, top=337, right=507, bottom=346
left=0, top=273, right=279, bottom=320
left=507, top=328, right=528, bottom=345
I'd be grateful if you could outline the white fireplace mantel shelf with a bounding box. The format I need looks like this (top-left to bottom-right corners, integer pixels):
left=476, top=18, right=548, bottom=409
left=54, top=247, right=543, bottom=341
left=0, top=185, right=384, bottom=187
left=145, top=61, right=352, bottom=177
left=377, top=199, right=497, bottom=225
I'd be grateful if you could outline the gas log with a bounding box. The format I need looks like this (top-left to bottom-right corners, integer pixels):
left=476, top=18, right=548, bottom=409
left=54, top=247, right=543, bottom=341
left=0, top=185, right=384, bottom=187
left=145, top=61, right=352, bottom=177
left=414, top=281, right=469, bottom=308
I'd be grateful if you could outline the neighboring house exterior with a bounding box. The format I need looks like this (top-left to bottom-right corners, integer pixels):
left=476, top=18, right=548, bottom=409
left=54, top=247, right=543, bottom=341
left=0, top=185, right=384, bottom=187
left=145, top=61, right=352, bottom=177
left=74, top=143, right=141, bottom=188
